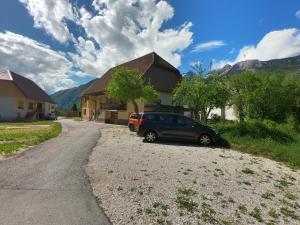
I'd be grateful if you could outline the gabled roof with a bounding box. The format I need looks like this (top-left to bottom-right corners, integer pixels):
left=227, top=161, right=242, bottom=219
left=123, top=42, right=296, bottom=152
left=82, top=52, right=181, bottom=96
left=0, top=70, right=55, bottom=103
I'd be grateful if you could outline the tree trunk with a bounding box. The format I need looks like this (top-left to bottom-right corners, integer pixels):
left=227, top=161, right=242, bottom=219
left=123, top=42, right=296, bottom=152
left=131, top=100, right=139, bottom=113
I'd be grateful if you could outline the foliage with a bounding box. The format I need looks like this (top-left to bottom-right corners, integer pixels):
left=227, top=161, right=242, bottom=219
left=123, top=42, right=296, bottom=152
left=106, top=67, right=158, bottom=113
left=0, top=121, right=62, bottom=155
left=211, top=120, right=300, bottom=168
left=173, top=74, right=230, bottom=122
left=229, top=71, right=300, bottom=122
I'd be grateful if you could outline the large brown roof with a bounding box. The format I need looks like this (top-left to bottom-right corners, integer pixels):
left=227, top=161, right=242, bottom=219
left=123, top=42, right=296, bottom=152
left=82, top=52, right=181, bottom=96
left=0, top=70, right=55, bottom=103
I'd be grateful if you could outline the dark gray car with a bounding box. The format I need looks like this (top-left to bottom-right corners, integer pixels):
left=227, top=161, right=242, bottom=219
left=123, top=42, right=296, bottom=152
left=137, top=112, right=219, bottom=145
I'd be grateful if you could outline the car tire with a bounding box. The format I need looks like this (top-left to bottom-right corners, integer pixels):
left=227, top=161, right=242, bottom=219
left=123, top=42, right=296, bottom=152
left=199, top=134, right=212, bottom=146
left=129, top=124, right=135, bottom=132
left=144, top=130, right=157, bottom=143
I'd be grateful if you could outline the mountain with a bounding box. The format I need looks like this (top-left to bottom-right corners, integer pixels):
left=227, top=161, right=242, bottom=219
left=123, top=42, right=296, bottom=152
left=51, top=79, right=96, bottom=110
left=217, top=55, right=300, bottom=76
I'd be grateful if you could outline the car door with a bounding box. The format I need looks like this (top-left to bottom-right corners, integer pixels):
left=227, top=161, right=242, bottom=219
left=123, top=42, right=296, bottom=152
left=173, top=116, right=198, bottom=140
left=157, top=114, right=177, bottom=139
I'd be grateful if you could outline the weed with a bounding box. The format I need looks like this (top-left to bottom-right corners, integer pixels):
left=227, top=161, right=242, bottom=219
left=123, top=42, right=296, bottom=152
left=280, top=207, right=299, bottom=220
left=268, top=208, right=279, bottom=219
left=241, top=168, right=255, bottom=174
left=213, top=192, right=223, bottom=197
left=242, top=181, right=251, bottom=186
left=249, top=207, right=264, bottom=222
left=261, top=190, right=275, bottom=199
left=238, top=204, right=247, bottom=214
left=284, top=192, right=298, bottom=200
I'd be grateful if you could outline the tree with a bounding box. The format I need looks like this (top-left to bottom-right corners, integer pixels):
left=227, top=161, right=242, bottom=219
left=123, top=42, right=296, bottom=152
left=106, top=67, right=158, bottom=113
left=229, top=71, right=300, bottom=122
left=173, top=74, right=230, bottom=122
left=72, top=103, right=78, bottom=112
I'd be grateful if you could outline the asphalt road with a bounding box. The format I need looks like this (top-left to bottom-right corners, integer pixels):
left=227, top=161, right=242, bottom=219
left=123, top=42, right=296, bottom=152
left=0, top=119, right=111, bottom=225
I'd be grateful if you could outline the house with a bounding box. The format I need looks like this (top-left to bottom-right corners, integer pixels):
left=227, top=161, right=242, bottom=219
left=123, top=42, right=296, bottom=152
left=81, top=52, right=182, bottom=124
left=0, top=70, right=56, bottom=121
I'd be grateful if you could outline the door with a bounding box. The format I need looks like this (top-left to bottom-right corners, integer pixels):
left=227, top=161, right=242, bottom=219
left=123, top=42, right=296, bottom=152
left=173, top=116, right=198, bottom=140
left=157, top=114, right=177, bottom=139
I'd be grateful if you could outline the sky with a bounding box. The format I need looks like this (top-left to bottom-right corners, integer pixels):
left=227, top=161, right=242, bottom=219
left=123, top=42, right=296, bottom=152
left=0, top=0, right=299, bottom=94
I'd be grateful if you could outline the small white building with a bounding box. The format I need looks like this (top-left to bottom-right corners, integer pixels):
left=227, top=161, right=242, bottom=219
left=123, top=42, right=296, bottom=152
left=0, top=70, right=56, bottom=121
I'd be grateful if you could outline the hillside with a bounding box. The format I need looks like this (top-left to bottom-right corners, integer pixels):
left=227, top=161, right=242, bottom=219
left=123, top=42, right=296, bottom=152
left=217, top=55, right=300, bottom=76
left=51, top=79, right=96, bottom=110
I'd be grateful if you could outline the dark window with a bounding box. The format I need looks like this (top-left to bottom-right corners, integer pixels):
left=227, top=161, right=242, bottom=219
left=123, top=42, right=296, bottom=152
left=159, top=114, right=173, bottom=124
left=18, top=100, right=24, bottom=109
left=83, top=109, right=87, bottom=115
left=144, top=114, right=157, bottom=121
left=177, top=116, right=192, bottom=126
left=28, top=102, right=34, bottom=110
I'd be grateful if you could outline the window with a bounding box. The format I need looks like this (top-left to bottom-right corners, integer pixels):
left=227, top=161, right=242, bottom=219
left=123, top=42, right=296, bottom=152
left=144, top=114, right=158, bottom=121
left=83, top=109, right=87, bottom=115
left=18, top=100, right=24, bottom=109
left=28, top=102, right=34, bottom=110
left=177, top=116, right=192, bottom=126
left=159, top=114, right=173, bottom=124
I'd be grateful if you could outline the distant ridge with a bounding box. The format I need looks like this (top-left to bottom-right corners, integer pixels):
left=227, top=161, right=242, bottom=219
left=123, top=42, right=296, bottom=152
left=216, top=55, right=300, bottom=76
left=51, top=79, right=96, bottom=110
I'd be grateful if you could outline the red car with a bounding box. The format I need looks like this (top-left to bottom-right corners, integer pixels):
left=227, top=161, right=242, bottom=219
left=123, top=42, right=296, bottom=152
left=128, top=112, right=143, bottom=131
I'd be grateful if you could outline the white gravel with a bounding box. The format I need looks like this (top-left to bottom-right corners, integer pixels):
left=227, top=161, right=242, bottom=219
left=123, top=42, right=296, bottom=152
left=87, top=125, right=300, bottom=225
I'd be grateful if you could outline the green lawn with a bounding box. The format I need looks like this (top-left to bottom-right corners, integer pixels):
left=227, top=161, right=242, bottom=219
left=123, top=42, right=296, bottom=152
left=0, top=121, right=62, bottom=155
left=210, top=120, right=300, bottom=169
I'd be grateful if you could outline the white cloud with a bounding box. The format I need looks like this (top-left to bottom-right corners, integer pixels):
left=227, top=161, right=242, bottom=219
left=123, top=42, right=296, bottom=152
left=0, top=31, right=75, bottom=93
left=296, top=10, right=300, bottom=19
left=72, top=0, right=193, bottom=76
left=213, top=28, right=300, bottom=69
left=192, top=41, right=226, bottom=53
left=19, top=0, right=75, bottom=43
left=15, top=0, right=193, bottom=92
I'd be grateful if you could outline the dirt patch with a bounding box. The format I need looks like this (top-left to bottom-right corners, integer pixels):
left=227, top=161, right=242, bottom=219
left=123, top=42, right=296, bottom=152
left=87, top=125, right=300, bottom=225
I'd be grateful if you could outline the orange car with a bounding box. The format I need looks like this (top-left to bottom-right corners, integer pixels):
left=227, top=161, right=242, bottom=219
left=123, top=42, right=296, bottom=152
left=128, top=112, right=143, bottom=131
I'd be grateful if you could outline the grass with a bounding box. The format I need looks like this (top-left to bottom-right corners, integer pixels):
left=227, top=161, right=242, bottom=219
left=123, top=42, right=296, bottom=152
left=210, top=120, right=300, bottom=168
left=175, top=188, right=198, bottom=213
left=249, top=207, right=264, bottom=222
left=0, top=121, right=62, bottom=155
left=261, top=190, right=275, bottom=199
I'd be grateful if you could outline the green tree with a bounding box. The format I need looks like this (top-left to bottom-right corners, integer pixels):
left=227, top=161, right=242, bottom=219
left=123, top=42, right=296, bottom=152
left=173, top=74, right=230, bottom=122
left=106, top=67, right=158, bottom=113
left=229, top=71, right=299, bottom=122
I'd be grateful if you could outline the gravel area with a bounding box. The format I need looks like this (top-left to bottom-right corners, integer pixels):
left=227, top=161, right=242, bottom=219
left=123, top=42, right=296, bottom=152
left=87, top=125, right=300, bottom=225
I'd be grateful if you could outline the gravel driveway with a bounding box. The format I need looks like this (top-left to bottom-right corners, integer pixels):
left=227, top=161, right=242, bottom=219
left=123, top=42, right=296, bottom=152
left=88, top=125, right=300, bottom=225
left=0, top=119, right=111, bottom=225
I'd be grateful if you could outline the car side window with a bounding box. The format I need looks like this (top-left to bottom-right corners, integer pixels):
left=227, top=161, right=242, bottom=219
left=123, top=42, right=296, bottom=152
left=159, top=114, right=173, bottom=124
left=144, top=114, right=157, bottom=121
left=177, top=116, right=192, bottom=126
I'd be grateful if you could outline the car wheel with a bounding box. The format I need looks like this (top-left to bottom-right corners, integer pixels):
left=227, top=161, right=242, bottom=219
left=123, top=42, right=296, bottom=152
left=199, top=134, right=212, bottom=146
left=129, top=124, right=135, bottom=132
left=144, top=131, right=157, bottom=143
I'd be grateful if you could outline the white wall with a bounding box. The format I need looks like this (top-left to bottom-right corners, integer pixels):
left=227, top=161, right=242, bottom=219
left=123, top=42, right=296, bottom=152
left=209, top=105, right=238, bottom=121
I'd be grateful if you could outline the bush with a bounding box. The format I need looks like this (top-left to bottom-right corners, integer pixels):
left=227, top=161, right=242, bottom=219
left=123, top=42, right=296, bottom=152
left=212, top=119, right=300, bottom=168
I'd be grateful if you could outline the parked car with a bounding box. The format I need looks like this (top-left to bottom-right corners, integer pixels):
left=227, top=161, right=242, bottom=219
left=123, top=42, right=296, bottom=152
left=137, top=112, right=219, bottom=145
left=128, top=112, right=143, bottom=131
left=45, top=112, right=57, bottom=120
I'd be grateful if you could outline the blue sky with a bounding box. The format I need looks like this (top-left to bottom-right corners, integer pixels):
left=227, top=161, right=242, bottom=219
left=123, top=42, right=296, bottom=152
left=0, top=0, right=299, bottom=93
